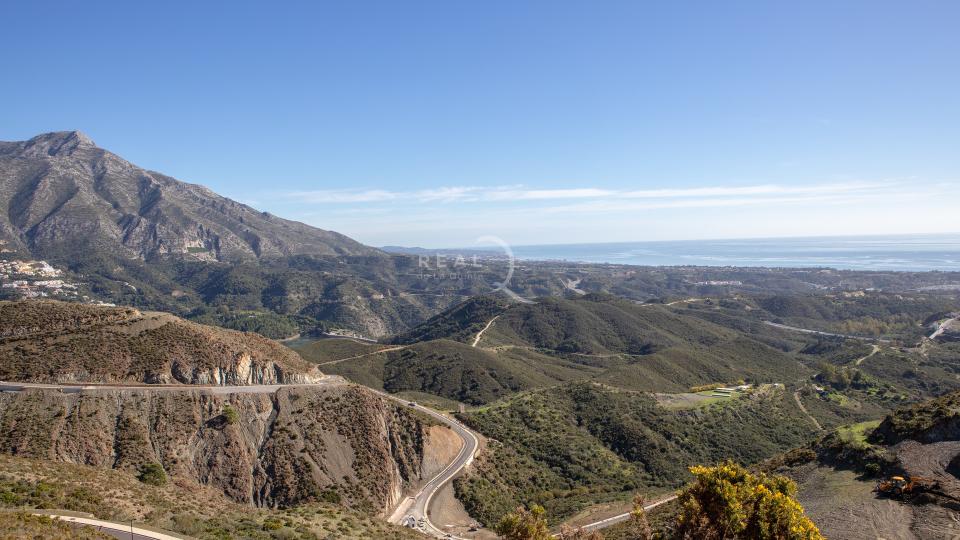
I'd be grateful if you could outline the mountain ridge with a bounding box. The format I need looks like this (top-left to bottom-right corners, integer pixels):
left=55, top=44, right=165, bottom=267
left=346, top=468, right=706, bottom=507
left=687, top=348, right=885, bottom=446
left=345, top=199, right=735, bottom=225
left=0, top=130, right=378, bottom=262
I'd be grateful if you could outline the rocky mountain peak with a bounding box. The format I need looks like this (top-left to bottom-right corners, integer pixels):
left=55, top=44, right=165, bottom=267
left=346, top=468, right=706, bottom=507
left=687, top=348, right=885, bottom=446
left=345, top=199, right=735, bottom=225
left=17, top=130, right=97, bottom=158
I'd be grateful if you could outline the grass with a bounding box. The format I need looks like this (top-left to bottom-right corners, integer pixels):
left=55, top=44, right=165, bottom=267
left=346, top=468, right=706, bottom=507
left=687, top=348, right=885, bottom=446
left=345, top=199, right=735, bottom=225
left=835, top=420, right=882, bottom=449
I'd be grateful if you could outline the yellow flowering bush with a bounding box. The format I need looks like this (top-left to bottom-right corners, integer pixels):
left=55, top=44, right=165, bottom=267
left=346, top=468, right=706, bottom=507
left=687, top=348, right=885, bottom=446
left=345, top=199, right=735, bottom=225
left=674, top=461, right=823, bottom=540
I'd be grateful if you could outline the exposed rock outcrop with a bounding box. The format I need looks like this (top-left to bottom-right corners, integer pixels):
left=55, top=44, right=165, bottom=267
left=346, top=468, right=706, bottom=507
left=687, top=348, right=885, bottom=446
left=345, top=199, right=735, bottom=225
left=0, top=384, right=431, bottom=514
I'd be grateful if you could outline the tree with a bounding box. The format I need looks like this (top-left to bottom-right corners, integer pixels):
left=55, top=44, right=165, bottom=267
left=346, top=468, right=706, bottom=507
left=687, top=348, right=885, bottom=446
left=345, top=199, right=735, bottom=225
left=674, top=461, right=822, bottom=540
left=496, top=505, right=552, bottom=540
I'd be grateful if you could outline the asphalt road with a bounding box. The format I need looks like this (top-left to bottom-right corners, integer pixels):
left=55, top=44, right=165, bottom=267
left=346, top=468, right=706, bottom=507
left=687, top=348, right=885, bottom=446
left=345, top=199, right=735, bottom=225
left=762, top=320, right=890, bottom=342
left=376, top=389, right=479, bottom=539
left=0, top=376, right=346, bottom=395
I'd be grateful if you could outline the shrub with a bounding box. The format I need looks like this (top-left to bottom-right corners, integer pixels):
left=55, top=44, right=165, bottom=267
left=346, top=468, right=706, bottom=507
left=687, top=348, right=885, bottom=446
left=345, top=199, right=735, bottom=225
left=496, top=504, right=551, bottom=540
left=222, top=404, right=239, bottom=425
left=137, top=462, right=167, bottom=486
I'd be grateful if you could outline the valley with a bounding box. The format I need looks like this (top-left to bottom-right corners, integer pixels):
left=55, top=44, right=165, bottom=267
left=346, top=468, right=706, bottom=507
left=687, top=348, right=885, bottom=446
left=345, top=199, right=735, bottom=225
left=0, top=131, right=958, bottom=539
left=292, top=287, right=960, bottom=535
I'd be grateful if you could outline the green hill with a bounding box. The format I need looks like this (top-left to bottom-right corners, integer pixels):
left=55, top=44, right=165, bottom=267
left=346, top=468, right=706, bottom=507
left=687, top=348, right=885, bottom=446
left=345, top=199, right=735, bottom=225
left=318, top=339, right=594, bottom=405
left=390, top=295, right=510, bottom=345
left=301, top=294, right=819, bottom=403
left=454, top=382, right=818, bottom=525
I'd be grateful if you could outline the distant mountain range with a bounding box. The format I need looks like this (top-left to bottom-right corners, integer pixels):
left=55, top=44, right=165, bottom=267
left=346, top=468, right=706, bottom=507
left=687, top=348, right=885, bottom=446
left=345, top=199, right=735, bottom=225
left=0, top=131, right=377, bottom=262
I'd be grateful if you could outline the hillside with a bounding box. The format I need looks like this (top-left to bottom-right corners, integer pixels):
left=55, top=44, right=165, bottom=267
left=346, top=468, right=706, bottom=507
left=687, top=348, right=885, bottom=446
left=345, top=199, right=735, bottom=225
left=454, top=382, right=818, bottom=525
left=0, top=382, right=446, bottom=517
left=0, top=454, right=423, bottom=539
left=310, top=338, right=594, bottom=405
left=391, top=295, right=510, bottom=345
left=306, top=294, right=817, bottom=405
left=0, top=300, right=321, bottom=384
left=0, top=131, right=377, bottom=262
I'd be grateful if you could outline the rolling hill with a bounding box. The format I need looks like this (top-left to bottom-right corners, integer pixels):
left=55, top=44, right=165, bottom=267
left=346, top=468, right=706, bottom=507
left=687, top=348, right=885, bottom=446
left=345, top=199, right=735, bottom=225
left=309, top=294, right=817, bottom=404
left=0, top=300, right=321, bottom=384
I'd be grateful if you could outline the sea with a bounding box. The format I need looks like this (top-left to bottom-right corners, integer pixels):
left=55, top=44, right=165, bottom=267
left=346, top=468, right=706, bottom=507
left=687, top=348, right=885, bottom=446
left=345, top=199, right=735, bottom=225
left=507, top=234, right=960, bottom=272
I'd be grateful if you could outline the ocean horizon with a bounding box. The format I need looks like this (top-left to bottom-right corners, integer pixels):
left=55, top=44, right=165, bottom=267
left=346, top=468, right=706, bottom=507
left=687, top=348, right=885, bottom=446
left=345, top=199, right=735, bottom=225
left=506, top=233, right=960, bottom=272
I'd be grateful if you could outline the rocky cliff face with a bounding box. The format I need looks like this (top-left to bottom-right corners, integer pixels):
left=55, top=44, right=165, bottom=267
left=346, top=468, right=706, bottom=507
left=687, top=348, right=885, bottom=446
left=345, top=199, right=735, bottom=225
left=0, top=131, right=378, bottom=262
left=0, top=384, right=432, bottom=514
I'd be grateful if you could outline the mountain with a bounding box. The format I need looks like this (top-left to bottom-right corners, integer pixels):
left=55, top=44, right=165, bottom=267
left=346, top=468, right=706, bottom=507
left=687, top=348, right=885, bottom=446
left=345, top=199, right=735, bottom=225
left=0, top=131, right=377, bottom=262
left=0, top=300, right=321, bottom=384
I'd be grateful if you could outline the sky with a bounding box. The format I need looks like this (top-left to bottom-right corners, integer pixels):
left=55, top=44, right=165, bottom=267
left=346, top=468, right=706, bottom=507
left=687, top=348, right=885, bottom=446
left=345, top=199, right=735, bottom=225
left=2, top=1, right=958, bottom=247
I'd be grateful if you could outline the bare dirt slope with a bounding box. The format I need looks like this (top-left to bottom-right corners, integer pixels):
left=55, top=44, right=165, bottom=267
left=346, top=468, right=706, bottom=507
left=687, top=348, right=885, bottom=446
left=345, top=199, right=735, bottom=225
left=795, top=458, right=960, bottom=539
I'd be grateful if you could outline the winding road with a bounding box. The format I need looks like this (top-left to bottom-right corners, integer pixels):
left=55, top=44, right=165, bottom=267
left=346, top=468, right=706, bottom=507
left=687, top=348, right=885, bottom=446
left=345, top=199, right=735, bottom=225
left=377, top=388, right=480, bottom=538
left=930, top=316, right=959, bottom=340
left=855, top=344, right=881, bottom=366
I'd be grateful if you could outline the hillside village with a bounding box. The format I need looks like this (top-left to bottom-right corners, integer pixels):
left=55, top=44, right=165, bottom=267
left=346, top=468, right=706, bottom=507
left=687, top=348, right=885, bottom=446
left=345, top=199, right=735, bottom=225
left=0, top=241, right=85, bottom=301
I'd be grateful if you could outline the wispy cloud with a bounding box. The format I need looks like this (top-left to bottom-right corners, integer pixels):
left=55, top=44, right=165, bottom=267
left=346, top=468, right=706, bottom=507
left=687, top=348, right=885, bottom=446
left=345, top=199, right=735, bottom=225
left=283, top=180, right=903, bottom=206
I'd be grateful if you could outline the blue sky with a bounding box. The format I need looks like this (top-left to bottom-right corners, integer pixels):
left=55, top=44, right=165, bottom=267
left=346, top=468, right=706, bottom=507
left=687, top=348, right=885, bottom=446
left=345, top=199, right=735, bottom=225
left=3, top=1, right=958, bottom=247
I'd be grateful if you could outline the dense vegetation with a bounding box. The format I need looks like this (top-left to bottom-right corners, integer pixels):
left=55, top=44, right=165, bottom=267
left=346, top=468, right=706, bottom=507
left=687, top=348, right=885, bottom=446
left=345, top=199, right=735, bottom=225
left=673, top=461, right=822, bottom=539
left=324, top=339, right=594, bottom=404
left=391, top=295, right=509, bottom=344
left=455, top=382, right=818, bottom=525
left=870, top=388, right=960, bottom=445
